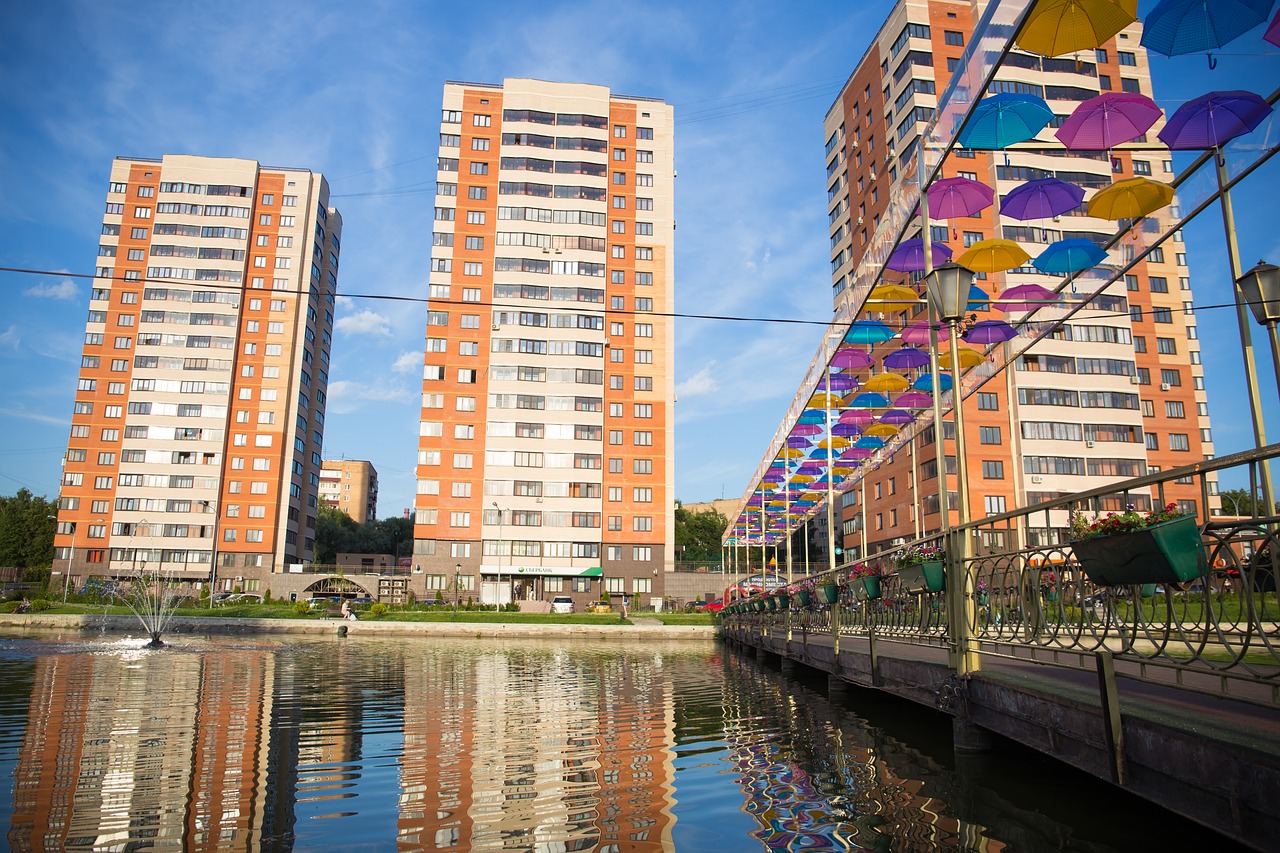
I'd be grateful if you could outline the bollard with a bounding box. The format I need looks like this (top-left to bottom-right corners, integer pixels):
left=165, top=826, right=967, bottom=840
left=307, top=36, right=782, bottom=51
left=337, top=624, right=348, bottom=637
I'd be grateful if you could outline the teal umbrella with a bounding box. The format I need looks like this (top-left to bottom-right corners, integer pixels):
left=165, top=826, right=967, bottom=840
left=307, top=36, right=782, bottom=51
left=958, top=93, right=1055, bottom=150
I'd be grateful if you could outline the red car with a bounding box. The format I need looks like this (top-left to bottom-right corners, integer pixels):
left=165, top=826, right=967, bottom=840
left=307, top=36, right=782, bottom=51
left=704, top=598, right=724, bottom=613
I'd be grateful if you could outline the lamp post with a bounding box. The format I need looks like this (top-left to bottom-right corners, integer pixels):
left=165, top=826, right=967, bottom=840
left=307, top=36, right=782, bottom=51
left=1238, top=260, right=1280, bottom=513
left=924, top=261, right=976, bottom=529
left=200, top=500, right=221, bottom=608
left=454, top=562, right=461, bottom=614
left=491, top=501, right=503, bottom=608
left=64, top=519, right=76, bottom=603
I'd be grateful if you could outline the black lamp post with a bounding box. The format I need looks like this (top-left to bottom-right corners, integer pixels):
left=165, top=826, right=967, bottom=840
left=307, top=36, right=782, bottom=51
left=454, top=563, right=461, bottom=614
left=923, top=260, right=977, bottom=528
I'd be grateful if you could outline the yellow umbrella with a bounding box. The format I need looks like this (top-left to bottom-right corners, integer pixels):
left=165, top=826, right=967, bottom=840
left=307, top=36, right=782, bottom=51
left=831, top=466, right=855, bottom=476
left=758, top=481, right=777, bottom=491
left=1015, top=0, right=1138, bottom=58
left=957, top=239, right=1031, bottom=274
left=939, top=347, right=985, bottom=369
left=864, top=423, right=900, bottom=438
left=808, top=392, right=843, bottom=409
left=779, top=448, right=805, bottom=459
left=1087, top=177, right=1174, bottom=221
left=800, top=492, right=821, bottom=502
left=816, top=436, right=851, bottom=449
left=866, top=284, right=921, bottom=313
left=790, top=474, right=815, bottom=483
left=862, top=372, right=910, bottom=393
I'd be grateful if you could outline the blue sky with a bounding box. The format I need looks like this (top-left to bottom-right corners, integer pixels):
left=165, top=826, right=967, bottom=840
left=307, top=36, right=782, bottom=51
left=1, top=1, right=1277, bottom=519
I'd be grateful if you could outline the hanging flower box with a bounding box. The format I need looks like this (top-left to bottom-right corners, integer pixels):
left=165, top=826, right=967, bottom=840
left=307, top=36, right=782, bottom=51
left=775, top=593, right=789, bottom=610
left=898, top=560, right=945, bottom=594
left=861, top=576, right=883, bottom=600
left=766, top=596, right=778, bottom=612
left=796, top=589, right=812, bottom=607
left=1069, top=507, right=1207, bottom=586
left=819, top=583, right=840, bottom=605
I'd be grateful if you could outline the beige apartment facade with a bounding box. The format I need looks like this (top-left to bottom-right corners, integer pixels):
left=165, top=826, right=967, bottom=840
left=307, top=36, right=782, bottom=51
left=53, top=154, right=341, bottom=594
left=413, top=79, right=676, bottom=609
left=319, top=459, right=379, bottom=524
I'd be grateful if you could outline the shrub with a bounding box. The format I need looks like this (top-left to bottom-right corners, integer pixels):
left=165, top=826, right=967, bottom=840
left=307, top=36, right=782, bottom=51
left=369, top=602, right=388, bottom=618
left=30, top=599, right=51, bottom=612
left=435, top=589, right=445, bottom=604
left=292, top=601, right=310, bottom=615
left=263, top=588, right=272, bottom=603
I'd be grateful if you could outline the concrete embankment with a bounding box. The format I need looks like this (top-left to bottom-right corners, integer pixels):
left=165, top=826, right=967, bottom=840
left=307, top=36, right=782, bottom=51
left=0, top=613, right=717, bottom=641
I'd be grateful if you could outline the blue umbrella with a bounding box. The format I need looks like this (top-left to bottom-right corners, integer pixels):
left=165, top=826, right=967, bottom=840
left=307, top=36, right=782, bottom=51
left=845, top=320, right=895, bottom=345
left=854, top=436, right=887, bottom=449
left=848, top=392, right=890, bottom=409
left=958, top=93, right=1055, bottom=150
left=1033, top=238, right=1108, bottom=275
left=1142, top=0, right=1274, bottom=67
left=912, top=372, right=952, bottom=392
left=968, top=284, right=991, bottom=311
left=796, top=409, right=826, bottom=425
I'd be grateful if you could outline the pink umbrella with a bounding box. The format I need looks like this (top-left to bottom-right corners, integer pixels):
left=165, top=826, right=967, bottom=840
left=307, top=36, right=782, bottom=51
left=994, top=283, right=1059, bottom=313
left=840, top=448, right=875, bottom=460
left=894, top=390, right=934, bottom=409
left=830, top=347, right=874, bottom=370
left=791, top=423, right=825, bottom=436
left=927, top=176, right=995, bottom=219
left=838, top=410, right=874, bottom=425
left=900, top=320, right=935, bottom=345
left=1055, top=92, right=1162, bottom=151
left=1267, top=7, right=1280, bottom=47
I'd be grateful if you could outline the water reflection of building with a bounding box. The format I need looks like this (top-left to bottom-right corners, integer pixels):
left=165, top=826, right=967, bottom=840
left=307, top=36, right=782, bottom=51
left=8, top=649, right=285, bottom=853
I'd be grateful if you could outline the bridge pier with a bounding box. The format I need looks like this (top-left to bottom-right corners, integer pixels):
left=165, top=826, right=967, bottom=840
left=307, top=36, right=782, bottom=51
left=952, top=718, right=993, bottom=755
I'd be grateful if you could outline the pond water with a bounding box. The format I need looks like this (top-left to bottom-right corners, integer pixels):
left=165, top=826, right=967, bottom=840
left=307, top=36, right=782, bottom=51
left=0, top=631, right=1242, bottom=852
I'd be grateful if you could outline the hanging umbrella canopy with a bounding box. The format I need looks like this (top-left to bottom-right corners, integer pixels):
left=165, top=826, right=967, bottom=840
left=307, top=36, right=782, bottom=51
left=862, top=372, right=910, bottom=393
left=789, top=474, right=816, bottom=484
left=830, top=347, right=874, bottom=370
left=791, top=423, right=824, bottom=436
left=968, top=284, right=990, bottom=311
left=1267, top=7, right=1280, bottom=46
left=1158, top=90, right=1273, bottom=150
left=866, top=284, right=921, bottom=312
left=883, top=346, right=932, bottom=370
left=797, top=409, right=827, bottom=424
left=963, top=319, right=1020, bottom=344
left=1056, top=92, right=1163, bottom=150
left=939, top=347, right=986, bottom=369
left=847, top=391, right=891, bottom=408
left=1087, top=177, right=1175, bottom=220
left=1032, top=238, right=1108, bottom=275
left=900, top=319, right=934, bottom=345
left=785, top=435, right=812, bottom=449
left=913, top=372, right=952, bottom=392
left=957, top=239, right=1031, bottom=273
left=927, top=176, right=995, bottom=219
left=831, top=422, right=864, bottom=437
left=958, top=93, right=1056, bottom=149
left=816, top=372, right=857, bottom=393
left=995, top=282, right=1062, bottom=312
left=854, top=435, right=887, bottom=450
left=845, top=319, right=896, bottom=345
left=887, top=238, right=953, bottom=272
left=895, top=390, right=935, bottom=409
left=1002, top=178, right=1085, bottom=221
left=864, top=423, right=900, bottom=438
left=816, top=436, right=851, bottom=450
left=1142, top=0, right=1274, bottom=63
left=880, top=409, right=917, bottom=425
left=1016, top=0, right=1138, bottom=57
left=808, top=392, right=843, bottom=409
left=841, top=447, right=875, bottom=460
left=838, top=409, right=875, bottom=425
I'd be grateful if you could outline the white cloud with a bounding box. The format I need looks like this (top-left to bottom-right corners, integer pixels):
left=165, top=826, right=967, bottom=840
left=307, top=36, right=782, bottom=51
left=0, top=326, right=18, bottom=351
left=391, top=350, right=421, bottom=374
left=24, top=278, right=78, bottom=300
left=676, top=363, right=720, bottom=398
left=326, top=379, right=414, bottom=414
left=0, top=405, right=67, bottom=426
left=335, top=309, right=392, bottom=337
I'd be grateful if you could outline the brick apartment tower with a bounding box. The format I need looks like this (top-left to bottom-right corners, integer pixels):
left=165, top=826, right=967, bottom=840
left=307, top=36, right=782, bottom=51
left=54, top=155, right=341, bottom=593
left=319, top=459, right=379, bottom=524
left=824, top=0, right=1213, bottom=557
left=413, top=79, right=675, bottom=608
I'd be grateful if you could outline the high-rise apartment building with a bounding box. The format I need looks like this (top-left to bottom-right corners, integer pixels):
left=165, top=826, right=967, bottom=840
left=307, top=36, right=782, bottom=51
left=319, top=459, right=379, bottom=524
left=823, top=0, right=1212, bottom=555
left=413, top=79, right=675, bottom=608
left=55, top=155, right=341, bottom=593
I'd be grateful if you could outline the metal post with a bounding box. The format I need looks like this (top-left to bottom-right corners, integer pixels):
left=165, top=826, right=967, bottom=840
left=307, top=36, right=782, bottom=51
left=64, top=521, right=78, bottom=603
left=454, top=563, right=461, bottom=614
left=202, top=500, right=220, bottom=608
left=492, top=502, right=503, bottom=608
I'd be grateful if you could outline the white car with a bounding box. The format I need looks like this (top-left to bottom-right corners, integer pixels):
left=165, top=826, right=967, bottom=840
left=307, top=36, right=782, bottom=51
left=550, top=595, right=574, bottom=614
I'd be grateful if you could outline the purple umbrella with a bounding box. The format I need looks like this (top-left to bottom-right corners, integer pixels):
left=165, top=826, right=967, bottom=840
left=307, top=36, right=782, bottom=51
left=841, top=447, right=875, bottom=460
left=816, top=373, right=857, bottom=393
left=962, top=319, right=1019, bottom=344
left=1001, top=178, right=1085, bottom=221
left=1267, top=7, right=1280, bottom=46
left=887, top=238, right=953, bottom=273
left=880, top=409, right=917, bottom=425
left=1158, top=90, right=1273, bottom=151
left=831, top=422, right=863, bottom=437
left=830, top=347, right=874, bottom=370
left=882, top=346, right=932, bottom=370
left=786, top=435, right=812, bottom=448
left=1055, top=93, right=1162, bottom=151
left=927, top=176, right=995, bottom=219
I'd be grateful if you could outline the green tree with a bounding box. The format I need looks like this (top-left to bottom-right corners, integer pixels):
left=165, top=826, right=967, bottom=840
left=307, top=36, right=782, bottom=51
left=314, top=507, right=415, bottom=565
left=0, top=489, right=58, bottom=569
left=675, top=502, right=728, bottom=563
left=314, top=505, right=359, bottom=564
left=1218, top=487, right=1280, bottom=517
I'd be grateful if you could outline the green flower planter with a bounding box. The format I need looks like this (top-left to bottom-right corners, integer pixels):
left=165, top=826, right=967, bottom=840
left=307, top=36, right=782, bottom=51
left=766, top=597, right=778, bottom=611
left=977, top=591, right=990, bottom=606
left=796, top=590, right=811, bottom=607
left=819, top=583, right=840, bottom=605
left=861, top=576, right=882, bottom=600
left=1070, top=515, right=1207, bottom=586
left=899, top=560, right=945, bottom=594
left=775, top=593, right=789, bottom=610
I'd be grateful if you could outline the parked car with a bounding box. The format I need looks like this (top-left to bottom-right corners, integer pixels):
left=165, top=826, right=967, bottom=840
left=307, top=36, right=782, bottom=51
left=227, top=593, right=264, bottom=604
left=550, top=595, right=574, bottom=614
left=704, top=598, right=724, bottom=613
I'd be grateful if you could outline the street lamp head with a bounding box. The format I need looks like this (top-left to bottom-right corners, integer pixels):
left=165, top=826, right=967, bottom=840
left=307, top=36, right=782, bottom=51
left=455, top=562, right=461, bottom=572
left=924, top=260, right=976, bottom=323
left=1237, top=260, right=1280, bottom=327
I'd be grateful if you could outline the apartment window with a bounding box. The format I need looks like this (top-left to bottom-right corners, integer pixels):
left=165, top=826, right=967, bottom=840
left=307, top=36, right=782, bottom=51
left=982, top=460, right=1004, bottom=479
left=1169, top=433, right=1190, bottom=451
left=1165, top=400, right=1185, bottom=418
left=473, top=115, right=491, bottom=127
left=450, top=511, right=471, bottom=527
left=944, top=30, right=964, bottom=46
left=979, top=426, right=1002, bottom=444
left=976, top=392, right=998, bottom=410
left=984, top=495, right=1007, bottom=516
left=469, top=162, right=488, bottom=175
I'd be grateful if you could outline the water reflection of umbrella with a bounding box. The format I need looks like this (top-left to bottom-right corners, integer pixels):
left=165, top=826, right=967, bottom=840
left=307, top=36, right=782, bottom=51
left=995, top=282, right=1061, bottom=312
left=845, top=319, right=896, bottom=345
left=830, top=347, right=874, bottom=370
left=1056, top=92, right=1162, bottom=150
left=862, top=372, right=910, bottom=393
left=887, top=238, right=953, bottom=272
left=1267, top=7, right=1280, bottom=46
left=1087, top=177, right=1175, bottom=220
left=957, top=239, right=1031, bottom=273
left=866, top=284, right=921, bottom=312
left=962, top=319, right=1019, bottom=344
left=880, top=409, right=917, bottom=425
left=883, top=346, right=931, bottom=369
left=1016, top=0, right=1138, bottom=57
left=848, top=391, right=890, bottom=408
left=1142, top=0, right=1273, bottom=67
left=939, top=347, right=986, bottom=369
left=895, top=390, right=934, bottom=408
left=927, top=176, right=995, bottom=219
left=913, top=372, right=952, bottom=392
left=1002, top=178, right=1085, bottom=221
left=958, top=93, right=1055, bottom=149
left=1033, top=238, right=1107, bottom=275
left=1158, top=90, right=1273, bottom=150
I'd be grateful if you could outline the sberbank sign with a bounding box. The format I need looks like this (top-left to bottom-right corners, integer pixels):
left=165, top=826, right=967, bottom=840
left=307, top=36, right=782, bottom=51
left=508, top=565, right=602, bottom=577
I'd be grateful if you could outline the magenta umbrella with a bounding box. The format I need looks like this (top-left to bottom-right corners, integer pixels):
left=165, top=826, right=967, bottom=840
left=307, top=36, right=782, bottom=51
left=927, top=176, right=995, bottom=219
left=840, top=447, right=875, bottom=461
left=887, top=238, right=953, bottom=273
left=994, top=283, right=1059, bottom=313
left=1267, top=7, right=1280, bottom=46
left=900, top=320, right=934, bottom=345
left=1055, top=92, right=1162, bottom=151
left=830, top=347, right=874, bottom=370
left=882, top=346, right=932, bottom=370
left=1001, top=178, right=1085, bottom=221
left=1158, top=90, right=1273, bottom=151
left=838, top=410, right=875, bottom=425
left=962, top=319, right=1019, bottom=344
left=895, top=390, right=934, bottom=409
left=791, top=423, right=824, bottom=436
